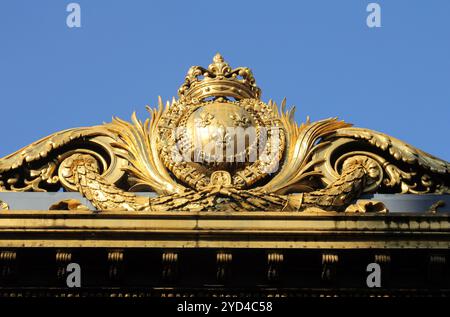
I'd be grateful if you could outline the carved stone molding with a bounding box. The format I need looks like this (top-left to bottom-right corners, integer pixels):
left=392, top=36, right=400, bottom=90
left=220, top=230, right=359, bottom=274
left=374, top=253, right=391, bottom=264
left=55, top=250, right=72, bottom=281
left=0, top=250, right=17, bottom=279
left=267, top=251, right=284, bottom=282
left=162, top=251, right=179, bottom=282
left=216, top=251, right=232, bottom=282
left=107, top=249, right=124, bottom=281
left=321, top=253, right=339, bottom=283
left=428, top=254, right=447, bottom=285
left=1, top=211, right=450, bottom=249
left=374, top=252, right=391, bottom=287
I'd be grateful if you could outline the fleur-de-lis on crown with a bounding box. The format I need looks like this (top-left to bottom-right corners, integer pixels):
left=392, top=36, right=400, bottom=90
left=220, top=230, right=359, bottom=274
left=177, top=53, right=261, bottom=101
left=208, top=53, right=232, bottom=77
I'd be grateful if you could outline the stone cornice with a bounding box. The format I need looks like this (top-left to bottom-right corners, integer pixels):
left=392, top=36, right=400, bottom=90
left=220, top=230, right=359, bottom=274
left=0, top=211, right=449, bottom=249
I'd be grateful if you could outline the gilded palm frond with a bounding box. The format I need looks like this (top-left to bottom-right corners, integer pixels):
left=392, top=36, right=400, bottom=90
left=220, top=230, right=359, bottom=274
left=106, top=98, right=185, bottom=195
left=260, top=99, right=351, bottom=194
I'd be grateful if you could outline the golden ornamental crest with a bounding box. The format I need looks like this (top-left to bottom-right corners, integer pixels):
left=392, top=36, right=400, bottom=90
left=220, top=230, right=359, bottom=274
left=0, top=54, right=448, bottom=212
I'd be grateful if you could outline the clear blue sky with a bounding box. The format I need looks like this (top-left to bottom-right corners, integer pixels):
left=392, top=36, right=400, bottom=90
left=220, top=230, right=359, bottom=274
left=0, top=0, right=449, bottom=160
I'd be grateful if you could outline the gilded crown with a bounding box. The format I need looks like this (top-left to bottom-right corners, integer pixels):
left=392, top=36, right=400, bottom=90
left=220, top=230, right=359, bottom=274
left=178, top=53, right=261, bottom=101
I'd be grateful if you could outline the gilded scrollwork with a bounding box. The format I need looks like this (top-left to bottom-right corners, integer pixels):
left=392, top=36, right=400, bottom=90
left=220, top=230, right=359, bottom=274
left=312, top=128, right=450, bottom=195
left=0, top=199, right=9, bottom=210
left=0, top=54, right=448, bottom=213
left=0, top=127, right=128, bottom=193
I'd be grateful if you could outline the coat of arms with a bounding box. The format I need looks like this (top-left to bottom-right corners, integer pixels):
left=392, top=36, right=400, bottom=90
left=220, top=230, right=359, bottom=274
left=0, top=54, right=448, bottom=212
